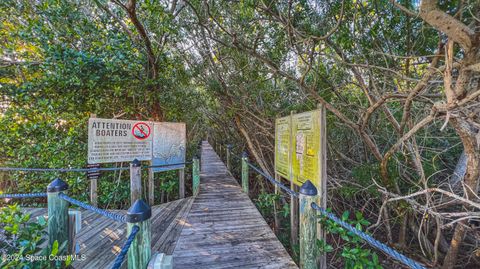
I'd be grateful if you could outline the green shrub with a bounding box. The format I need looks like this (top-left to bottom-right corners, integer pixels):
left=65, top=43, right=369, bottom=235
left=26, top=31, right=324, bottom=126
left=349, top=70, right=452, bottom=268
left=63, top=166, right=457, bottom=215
left=0, top=204, right=69, bottom=268
left=317, top=210, right=382, bottom=269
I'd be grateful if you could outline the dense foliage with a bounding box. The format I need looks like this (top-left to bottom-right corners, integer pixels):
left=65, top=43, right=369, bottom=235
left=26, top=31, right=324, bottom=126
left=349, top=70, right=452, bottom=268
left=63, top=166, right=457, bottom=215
left=1, top=0, right=479, bottom=268
left=0, top=204, right=53, bottom=268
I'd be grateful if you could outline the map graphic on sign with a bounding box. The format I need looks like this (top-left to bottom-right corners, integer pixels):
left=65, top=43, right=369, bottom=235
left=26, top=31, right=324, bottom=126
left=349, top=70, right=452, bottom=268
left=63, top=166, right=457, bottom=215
left=152, top=122, right=186, bottom=172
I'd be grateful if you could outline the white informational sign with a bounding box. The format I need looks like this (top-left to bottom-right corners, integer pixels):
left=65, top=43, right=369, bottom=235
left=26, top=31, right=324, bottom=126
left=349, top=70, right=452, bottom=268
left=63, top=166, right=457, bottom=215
left=88, top=118, right=153, bottom=164
left=152, top=122, right=186, bottom=172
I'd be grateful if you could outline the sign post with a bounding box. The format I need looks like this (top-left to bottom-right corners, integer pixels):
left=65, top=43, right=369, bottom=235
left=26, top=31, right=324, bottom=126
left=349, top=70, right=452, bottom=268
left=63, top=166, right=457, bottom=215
left=87, top=163, right=100, bottom=206
left=178, top=169, right=185, bottom=199
left=274, top=106, right=327, bottom=266
left=88, top=114, right=99, bottom=206
left=130, top=159, right=142, bottom=205
left=148, top=161, right=154, bottom=205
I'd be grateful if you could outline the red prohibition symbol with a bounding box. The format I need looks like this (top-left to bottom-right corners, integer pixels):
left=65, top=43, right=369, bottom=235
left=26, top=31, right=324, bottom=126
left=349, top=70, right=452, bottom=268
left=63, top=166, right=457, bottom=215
left=132, top=122, right=151, bottom=140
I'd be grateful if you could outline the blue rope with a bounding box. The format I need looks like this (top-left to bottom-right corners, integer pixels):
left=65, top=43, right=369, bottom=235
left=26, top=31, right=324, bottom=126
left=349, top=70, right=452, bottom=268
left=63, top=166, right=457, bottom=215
left=111, top=225, right=140, bottom=269
left=0, top=192, right=47, bottom=199
left=0, top=161, right=193, bottom=173
left=144, top=161, right=191, bottom=169
left=58, top=193, right=126, bottom=223
left=311, top=202, right=426, bottom=269
left=245, top=162, right=299, bottom=198
left=0, top=167, right=128, bottom=172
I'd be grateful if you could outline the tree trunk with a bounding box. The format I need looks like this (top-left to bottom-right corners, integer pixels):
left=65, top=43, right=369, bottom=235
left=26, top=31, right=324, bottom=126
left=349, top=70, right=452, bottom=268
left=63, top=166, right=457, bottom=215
left=442, top=118, right=480, bottom=268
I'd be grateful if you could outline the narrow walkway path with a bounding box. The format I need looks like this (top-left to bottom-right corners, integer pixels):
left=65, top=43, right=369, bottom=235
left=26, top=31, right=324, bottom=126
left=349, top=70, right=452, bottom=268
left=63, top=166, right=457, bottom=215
left=23, top=142, right=296, bottom=268
left=172, top=142, right=297, bottom=268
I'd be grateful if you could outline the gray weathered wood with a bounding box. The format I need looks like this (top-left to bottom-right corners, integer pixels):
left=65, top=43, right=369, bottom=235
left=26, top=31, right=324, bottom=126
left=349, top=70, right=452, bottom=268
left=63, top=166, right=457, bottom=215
left=299, top=183, right=318, bottom=269
left=25, top=199, right=192, bottom=268
left=90, top=179, right=98, bottom=207
left=148, top=161, right=155, bottom=205
left=68, top=210, right=81, bottom=254
left=48, top=191, right=69, bottom=254
left=241, top=154, right=249, bottom=194
left=172, top=142, right=297, bottom=269
left=27, top=141, right=297, bottom=269
left=178, top=168, right=185, bottom=199
left=291, top=183, right=299, bottom=247
left=317, top=104, right=327, bottom=268
left=89, top=114, right=98, bottom=207
left=226, top=145, right=231, bottom=171
left=289, top=110, right=299, bottom=248
left=192, top=157, right=200, bottom=196
left=274, top=173, right=281, bottom=234
left=130, top=160, right=142, bottom=205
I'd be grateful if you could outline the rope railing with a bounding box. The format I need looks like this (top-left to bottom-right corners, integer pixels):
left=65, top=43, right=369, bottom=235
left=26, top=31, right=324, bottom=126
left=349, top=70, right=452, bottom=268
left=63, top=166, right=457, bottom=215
left=58, top=193, right=126, bottom=223
left=0, top=152, right=198, bottom=269
left=245, top=162, right=298, bottom=198
left=144, top=161, right=192, bottom=169
left=0, top=167, right=129, bottom=172
left=219, top=142, right=426, bottom=269
left=0, top=187, right=149, bottom=268
left=110, top=225, right=140, bottom=269
left=0, top=161, right=191, bottom=173
left=311, top=203, right=426, bottom=269
left=0, top=192, right=47, bottom=199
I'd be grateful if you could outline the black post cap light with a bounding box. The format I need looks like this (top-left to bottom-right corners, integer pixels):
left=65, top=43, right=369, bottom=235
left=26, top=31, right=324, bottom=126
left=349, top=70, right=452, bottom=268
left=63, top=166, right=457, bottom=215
left=131, top=159, right=141, bottom=167
left=127, top=199, right=152, bottom=223
left=299, top=180, right=318, bottom=196
left=47, top=178, right=69, bottom=193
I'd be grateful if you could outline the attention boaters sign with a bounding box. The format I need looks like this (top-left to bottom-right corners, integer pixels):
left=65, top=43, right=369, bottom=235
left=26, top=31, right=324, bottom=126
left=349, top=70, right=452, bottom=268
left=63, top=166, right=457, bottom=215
left=88, top=118, right=153, bottom=164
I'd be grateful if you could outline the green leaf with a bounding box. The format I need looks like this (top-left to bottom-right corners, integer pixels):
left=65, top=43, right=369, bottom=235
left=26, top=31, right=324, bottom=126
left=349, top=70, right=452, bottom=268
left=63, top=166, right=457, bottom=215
left=342, top=211, right=350, bottom=221
left=51, top=240, right=59, bottom=256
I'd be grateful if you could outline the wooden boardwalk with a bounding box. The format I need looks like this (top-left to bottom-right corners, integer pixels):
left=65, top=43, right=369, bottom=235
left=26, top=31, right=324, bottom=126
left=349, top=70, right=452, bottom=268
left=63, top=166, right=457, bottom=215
left=171, top=142, right=297, bottom=268
left=22, top=141, right=296, bottom=268
left=25, top=197, right=193, bottom=268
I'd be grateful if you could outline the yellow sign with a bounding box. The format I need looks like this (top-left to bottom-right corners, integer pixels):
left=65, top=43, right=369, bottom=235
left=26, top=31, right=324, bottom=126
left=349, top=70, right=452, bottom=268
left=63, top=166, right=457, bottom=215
left=291, top=109, right=322, bottom=188
left=274, top=116, right=291, bottom=178
left=274, top=107, right=325, bottom=189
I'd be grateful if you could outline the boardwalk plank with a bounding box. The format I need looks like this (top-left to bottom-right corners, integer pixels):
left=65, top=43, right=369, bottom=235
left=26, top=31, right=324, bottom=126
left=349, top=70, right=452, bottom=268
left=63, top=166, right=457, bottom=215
left=22, top=199, right=191, bottom=269
left=172, top=142, right=297, bottom=269
left=21, top=142, right=296, bottom=269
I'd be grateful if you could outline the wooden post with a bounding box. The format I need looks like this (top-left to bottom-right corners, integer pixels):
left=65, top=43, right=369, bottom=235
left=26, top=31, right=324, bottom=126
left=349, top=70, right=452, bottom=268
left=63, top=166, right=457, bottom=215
left=274, top=173, right=281, bottom=234
left=160, top=177, right=165, bottom=204
left=299, top=180, right=318, bottom=269
left=90, top=174, right=98, bottom=207
left=130, top=159, right=142, bottom=205
left=226, top=144, right=232, bottom=171
left=148, top=161, right=154, bottom=206
left=290, top=110, right=299, bottom=247
left=47, top=178, right=69, bottom=255
left=192, top=157, right=200, bottom=196
left=178, top=168, right=185, bottom=199
left=89, top=114, right=98, bottom=206
left=127, top=199, right=152, bottom=269
left=241, top=152, right=249, bottom=194
left=291, top=183, right=299, bottom=247
left=317, top=103, right=327, bottom=268
left=68, top=210, right=81, bottom=255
